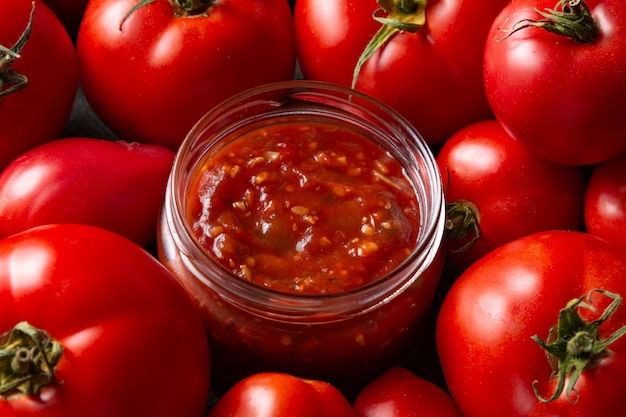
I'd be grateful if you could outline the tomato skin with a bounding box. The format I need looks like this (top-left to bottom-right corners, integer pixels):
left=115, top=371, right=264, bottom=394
left=0, top=224, right=210, bottom=416
left=436, top=230, right=626, bottom=417
left=584, top=152, right=626, bottom=248
left=0, top=0, right=78, bottom=171
left=294, top=0, right=379, bottom=86
left=436, top=119, right=586, bottom=270
left=352, top=367, right=463, bottom=417
left=295, top=0, right=508, bottom=144
left=208, top=372, right=355, bottom=417
left=483, top=0, right=626, bottom=166
left=0, top=138, right=175, bottom=247
left=77, top=0, right=296, bottom=149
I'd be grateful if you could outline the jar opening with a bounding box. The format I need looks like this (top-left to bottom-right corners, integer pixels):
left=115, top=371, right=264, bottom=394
left=166, top=81, right=445, bottom=317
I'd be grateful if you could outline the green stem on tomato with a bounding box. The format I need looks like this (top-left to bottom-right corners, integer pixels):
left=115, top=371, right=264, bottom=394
left=173, top=0, right=214, bottom=11
left=352, top=0, right=427, bottom=89
left=498, top=0, right=599, bottom=43
left=444, top=199, right=481, bottom=252
left=0, top=321, right=64, bottom=399
left=119, top=0, right=155, bottom=30
left=532, top=289, right=626, bottom=403
left=119, top=0, right=213, bottom=30
left=0, top=2, right=34, bottom=98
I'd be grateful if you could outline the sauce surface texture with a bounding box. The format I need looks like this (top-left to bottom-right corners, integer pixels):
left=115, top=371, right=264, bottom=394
left=187, top=121, right=420, bottom=294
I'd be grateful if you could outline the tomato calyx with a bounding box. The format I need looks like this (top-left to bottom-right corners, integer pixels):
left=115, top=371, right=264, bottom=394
left=119, top=0, right=213, bottom=30
left=532, top=289, right=626, bottom=403
left=0, top=2, right=35, bottom=98
left=0, top=321, right=64, bottom=399
left=498, top=0, right=599, bottom=44
left=444, top=200, right=481, bottom=252
left=352, top=0, right=426, bottom=89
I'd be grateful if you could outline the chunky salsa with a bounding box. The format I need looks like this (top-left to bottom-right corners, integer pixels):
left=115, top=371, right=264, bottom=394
left=186, top=120, right=420, bottom=294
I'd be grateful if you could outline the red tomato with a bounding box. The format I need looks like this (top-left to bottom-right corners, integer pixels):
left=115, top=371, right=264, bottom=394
left=76, top=0, right=296, bottom=149
left=436, top=119, right=586, bottom=270
left=352, top=367, right=463, bottom=417
left=41, top=0, right=89, bottom=37
left=0, top=0, right=78, bottom=171
left=208, top=372, right=355, bottom=417
left=0, top=138, right=175, bottom=247
left=294, top=0, right=508, bottom=144
left=483, top=0, right=626, bottom=166
left=0, top=224, right=210, bottom=416
left=584, top=151, right=626, bottom=248
left=437, top=230, right=626, bottom=417
left=294, top=0, right=379, bottom=86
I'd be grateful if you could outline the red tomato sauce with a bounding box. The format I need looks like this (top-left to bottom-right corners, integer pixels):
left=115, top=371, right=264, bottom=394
left=186, top=121, right=420, bottom=294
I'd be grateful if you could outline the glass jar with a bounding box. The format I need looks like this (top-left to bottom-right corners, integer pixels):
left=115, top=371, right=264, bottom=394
left=157, top=80, right=446, bottom=395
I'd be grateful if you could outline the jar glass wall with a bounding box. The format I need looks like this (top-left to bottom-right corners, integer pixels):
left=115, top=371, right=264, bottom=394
left=157, top=80, right=446, bottom=394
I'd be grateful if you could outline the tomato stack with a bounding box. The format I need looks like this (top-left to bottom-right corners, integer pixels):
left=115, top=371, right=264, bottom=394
left=1, top=0, right=625, bottom=416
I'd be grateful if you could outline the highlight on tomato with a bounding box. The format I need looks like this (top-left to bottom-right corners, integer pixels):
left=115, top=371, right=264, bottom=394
left=76, top=0, right=297, bottom=149
left=207, top=372, right=355, bottom=417
left=0, top=137, right=175, bottom=247
left=0, top=0, right=78, bottom=171
left=483, top=0, right=626, bottom=165
left=436, top=119, right=586, bottom=270
left=437, top=230, right=626, bottom=417
left=0, top=224, right=211, bottom=416
left=584, top=151, right=626, bottom=248
left=352, top=367, right=463, bottom=417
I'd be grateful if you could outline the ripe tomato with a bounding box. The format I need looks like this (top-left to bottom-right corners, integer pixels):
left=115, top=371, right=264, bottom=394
left=0, top=0, right=78, bottom=171
left=0, top=138, right=175, bottom=247
left=208, top=372, right=354, bottom=417
left=294, top=0, right=508, bottom=144
left=436, top=119, right=586, bottom=270
left=437, top=230, right=626, bottom=417
left=294, top=0, right=379, bottom=86
left=584, top=151, right=626, bottom=248
left=0, top=224, right=210, bottom=416
left=483, top=0, right=626, bottom=165
left=76, top=0, right=296, bottom=150
left=352, top=367, right=463, bottom=417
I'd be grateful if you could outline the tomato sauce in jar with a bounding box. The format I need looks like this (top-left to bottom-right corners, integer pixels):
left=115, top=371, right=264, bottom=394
left=158, top=81, right=446, bottom=395
left=186, top=121, right=420, bottom=295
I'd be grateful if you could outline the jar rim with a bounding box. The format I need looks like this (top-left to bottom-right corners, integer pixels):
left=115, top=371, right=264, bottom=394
left=166, top=80, right=445, bottom=316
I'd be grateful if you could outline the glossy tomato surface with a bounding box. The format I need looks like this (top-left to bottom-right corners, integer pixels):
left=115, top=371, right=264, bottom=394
left=0, top=0, right=78, bottom=171
left=584, top=151, right=626, bottom=248
left=294, top=0, right=379, bottom=86
left=483, top=0, right=626, bottom=165
left=436, top=119, right=586, bottom=270
left=77, top=0, right=296, bottom=149
left=208, top=372, right=354, bottom=417
left=0, top=138, right=175, bottom=247
left=437, top=230, right=626, bottom=417
left=352, top=367, right=463, bottom=417
left=0, top=224, right=210, bottom=416
left=295, top=0, right=508, bottom=144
